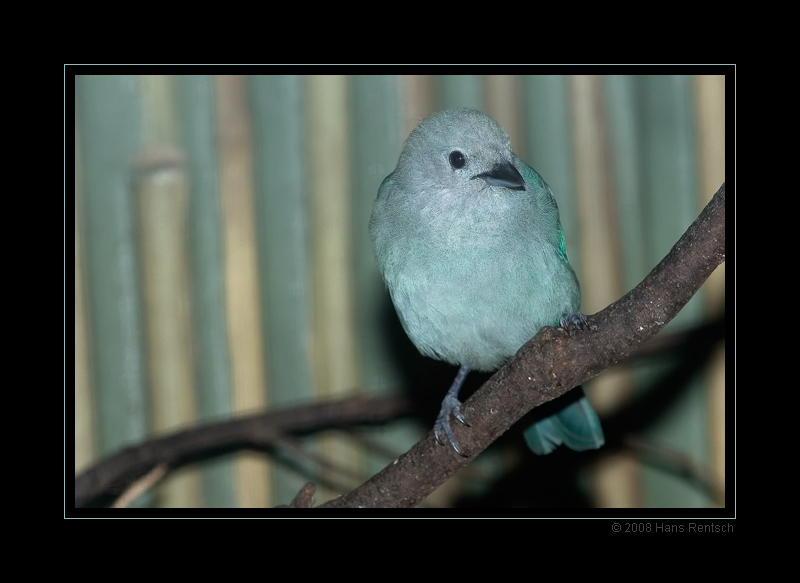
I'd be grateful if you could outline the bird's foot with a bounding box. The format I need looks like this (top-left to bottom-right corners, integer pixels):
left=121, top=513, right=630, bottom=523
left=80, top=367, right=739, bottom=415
left=560, top=311, right=589, bottom=332
left=434, top=393, right=470, bottom=457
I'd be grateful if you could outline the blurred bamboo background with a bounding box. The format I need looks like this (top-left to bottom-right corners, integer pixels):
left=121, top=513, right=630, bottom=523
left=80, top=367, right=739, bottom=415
left=74, top=74, right=726, bottom=508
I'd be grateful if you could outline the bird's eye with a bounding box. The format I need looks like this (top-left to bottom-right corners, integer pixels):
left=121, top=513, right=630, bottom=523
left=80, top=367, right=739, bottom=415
left=449, top=151, right=466, bottom=169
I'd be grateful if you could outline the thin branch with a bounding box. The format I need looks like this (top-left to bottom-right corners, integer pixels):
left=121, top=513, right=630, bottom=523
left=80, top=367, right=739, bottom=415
left=623, top=435, right=725, bottom=506
left=321, top=183, right=725, bottom=508
left=111, top=463, right=168, bottom=509
left=74, top=394, right=412, bottom=507
left=278, top=482, right=316, bottom=509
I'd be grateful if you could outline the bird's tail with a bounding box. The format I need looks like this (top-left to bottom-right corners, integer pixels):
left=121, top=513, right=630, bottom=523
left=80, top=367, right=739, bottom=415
left=523, top=389, right=605, bottom=455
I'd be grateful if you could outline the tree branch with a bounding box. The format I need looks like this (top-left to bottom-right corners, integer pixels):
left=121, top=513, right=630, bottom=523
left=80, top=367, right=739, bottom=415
left=320, top=183, right=725, bottom=508
left=74, top=394, right=412, bottom=507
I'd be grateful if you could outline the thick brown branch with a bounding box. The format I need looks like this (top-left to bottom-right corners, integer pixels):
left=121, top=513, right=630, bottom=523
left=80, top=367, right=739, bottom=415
left=321, top=183, right=725, bottom=508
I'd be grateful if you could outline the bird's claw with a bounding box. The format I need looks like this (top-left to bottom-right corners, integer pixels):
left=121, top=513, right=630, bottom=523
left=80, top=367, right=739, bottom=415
left=433, top=395, right=470, bottom=457
left=560, top=312, right=588, bottom=332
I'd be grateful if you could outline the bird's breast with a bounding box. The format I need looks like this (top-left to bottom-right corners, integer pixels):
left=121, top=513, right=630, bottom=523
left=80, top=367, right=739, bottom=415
left=385, top=235, right=579, bottom=371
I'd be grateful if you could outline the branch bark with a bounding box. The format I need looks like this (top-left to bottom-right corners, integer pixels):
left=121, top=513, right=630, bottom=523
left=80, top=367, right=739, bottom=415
left=320, top=182, right=726, bottom=508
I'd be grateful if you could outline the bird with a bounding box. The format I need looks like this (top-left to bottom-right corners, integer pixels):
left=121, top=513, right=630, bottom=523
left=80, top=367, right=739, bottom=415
left=369, top=108, right=604, bottom=457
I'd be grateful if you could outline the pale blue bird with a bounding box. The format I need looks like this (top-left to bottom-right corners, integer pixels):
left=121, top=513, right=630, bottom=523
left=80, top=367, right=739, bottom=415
left=369, top=108, right=604, bottom=456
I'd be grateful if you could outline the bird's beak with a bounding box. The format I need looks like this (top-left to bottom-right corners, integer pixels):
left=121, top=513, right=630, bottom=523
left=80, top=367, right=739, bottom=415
left=472, top=160, right=525, bottom=191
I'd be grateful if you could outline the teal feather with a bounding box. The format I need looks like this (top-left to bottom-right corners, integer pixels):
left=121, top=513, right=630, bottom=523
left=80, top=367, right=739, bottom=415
left=524, top=395, right=605, bottom=455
